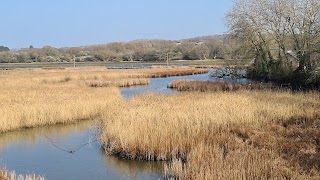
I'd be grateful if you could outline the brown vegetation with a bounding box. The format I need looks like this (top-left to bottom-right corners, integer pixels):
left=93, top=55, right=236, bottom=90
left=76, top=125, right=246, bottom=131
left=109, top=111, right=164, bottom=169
left=85, top=78, right=149, bottom=87
left=0, top=67, right=119, bottom=133
left=0, top=168, right=44, bottom=180
left=139, top=67, right=208, bottom=78
left=0, top=66, right=206, bottom=133
left=99, top=90, right=320, bottom=179
left=168, top=80, right=273, bottom=92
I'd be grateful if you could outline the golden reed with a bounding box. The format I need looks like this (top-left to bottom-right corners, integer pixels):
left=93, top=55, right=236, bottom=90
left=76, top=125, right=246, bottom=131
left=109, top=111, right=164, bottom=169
left=99, top=90, right=320, bottom=179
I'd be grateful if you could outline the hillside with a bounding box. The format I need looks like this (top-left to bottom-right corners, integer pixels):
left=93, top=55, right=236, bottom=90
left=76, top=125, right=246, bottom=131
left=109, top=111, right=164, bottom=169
left=180, top=34, right=227, bottom=43
left=0, top=34, right=246, bottom=63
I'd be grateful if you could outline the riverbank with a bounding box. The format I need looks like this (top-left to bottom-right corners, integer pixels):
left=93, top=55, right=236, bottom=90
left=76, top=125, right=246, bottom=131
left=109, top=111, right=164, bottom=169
left=99, top=90, right=320, bottom=179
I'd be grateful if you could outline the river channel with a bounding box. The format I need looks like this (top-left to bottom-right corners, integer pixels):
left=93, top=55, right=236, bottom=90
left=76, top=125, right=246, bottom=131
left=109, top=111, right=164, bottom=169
left=0, top=69, right=251, bottom=179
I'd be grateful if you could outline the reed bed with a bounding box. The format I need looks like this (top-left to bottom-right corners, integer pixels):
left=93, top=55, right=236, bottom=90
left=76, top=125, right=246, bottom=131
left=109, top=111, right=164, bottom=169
left=0, top=168, right=44, bottom=180
left=99, top=90, right=320, bottom=179
left=141, top=68, right=208, bottom=78
left=168, top=80, right=273, bottom=92
left=0, top=67, right=122, bottom=133
left=85, top=78, right=149, bottom=87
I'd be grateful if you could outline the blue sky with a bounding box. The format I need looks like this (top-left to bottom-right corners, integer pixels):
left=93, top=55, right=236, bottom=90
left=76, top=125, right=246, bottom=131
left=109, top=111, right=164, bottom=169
left=0, top=0, right=234, bottom=48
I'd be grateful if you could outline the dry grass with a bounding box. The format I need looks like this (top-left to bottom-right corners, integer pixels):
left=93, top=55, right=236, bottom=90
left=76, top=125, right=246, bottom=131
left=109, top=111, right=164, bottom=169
left=85, top=78, right=149, bottom=87
left=0, top=66, right=205, bottom=133
left=0, top=78, right=120, bottom=132
left=0, top=168, right=44, bottom=180
left=0, top=67, right=119, bottom=133
left=131, top=67, right=208, bottom=78
left=168, top=80, right=273, bottom=92
left=99, top=90, right=320, bottom=179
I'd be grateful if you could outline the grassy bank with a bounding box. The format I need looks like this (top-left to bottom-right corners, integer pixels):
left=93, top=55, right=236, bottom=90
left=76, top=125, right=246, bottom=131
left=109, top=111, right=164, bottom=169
left=99, top=90, right=320, bottom=179
left=0, top=168, right=44, bottom=180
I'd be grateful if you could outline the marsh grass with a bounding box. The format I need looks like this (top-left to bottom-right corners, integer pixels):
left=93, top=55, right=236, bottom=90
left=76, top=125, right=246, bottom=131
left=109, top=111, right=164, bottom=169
left=0, top=67, right=120, bottom=133
left=168, top=80, right=273, bottom=92
left=142, top=68, right=208, bottom=78
left=85, top=78, right=149, bottom=87
left=99, top=90, right=320, bottom=179
left=0, top=80, right=120, bottom=132
left=0, top=168, right=44, bottom=180
left=0, top=66, right=205, bottom=133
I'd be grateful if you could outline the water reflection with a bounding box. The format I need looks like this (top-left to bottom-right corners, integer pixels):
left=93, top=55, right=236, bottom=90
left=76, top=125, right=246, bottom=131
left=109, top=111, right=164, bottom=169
left=0, top=121, right=92, bottom=151
left=101, top=152, right=163, bottom=180
left=0, top=121, right=163, bottom=180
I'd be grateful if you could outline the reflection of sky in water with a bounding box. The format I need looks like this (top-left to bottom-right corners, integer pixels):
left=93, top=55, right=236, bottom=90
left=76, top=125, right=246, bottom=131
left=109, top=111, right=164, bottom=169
left=121, top=69, right=252, bottom=99
left=0, top=121, right=163, bottom=180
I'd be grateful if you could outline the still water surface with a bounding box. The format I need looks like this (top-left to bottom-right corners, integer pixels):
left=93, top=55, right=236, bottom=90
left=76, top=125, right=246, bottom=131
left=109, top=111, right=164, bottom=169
left=0, top=121, right=163, bottom=180
left=121, top=69, right=251, bottom=99
left=0, top=69, right=250, bottom=179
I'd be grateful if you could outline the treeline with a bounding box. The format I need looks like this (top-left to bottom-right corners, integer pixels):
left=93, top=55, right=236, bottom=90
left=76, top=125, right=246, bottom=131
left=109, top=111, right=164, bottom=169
left=0, top=37, right=250, bottom=63
left=0, top=46, right=9, bottom=52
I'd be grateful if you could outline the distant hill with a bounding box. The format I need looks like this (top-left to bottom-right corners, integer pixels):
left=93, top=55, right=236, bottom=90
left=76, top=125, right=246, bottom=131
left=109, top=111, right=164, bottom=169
left=179, top=35, right=227, bottom=43
left=127, top=35, right=227, bottom=44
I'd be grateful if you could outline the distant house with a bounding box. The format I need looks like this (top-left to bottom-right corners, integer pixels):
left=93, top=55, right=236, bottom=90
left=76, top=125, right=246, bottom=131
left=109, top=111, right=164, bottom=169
left=195, top=41, right=204, bottom=45
left=175, top=42, right=181, bottom=45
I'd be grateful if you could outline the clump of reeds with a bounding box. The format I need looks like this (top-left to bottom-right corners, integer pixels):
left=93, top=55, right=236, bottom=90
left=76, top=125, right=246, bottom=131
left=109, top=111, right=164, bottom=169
left=168, top=80, right=273, bottom=92
left=0, top=168, right=45, bottom=180
left=99, top=90, right=320, bottom=179
left=85, top=78, right=149, bottom=87
left=127, top=67, right=208, bottom=78
left=146, top=68, right=208, bottom=78
left=41, top=76, right=72, bottom=84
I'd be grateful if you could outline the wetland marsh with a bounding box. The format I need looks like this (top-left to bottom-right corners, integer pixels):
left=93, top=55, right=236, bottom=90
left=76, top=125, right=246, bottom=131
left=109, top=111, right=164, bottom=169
left=1, top=66, right=319, bottom=179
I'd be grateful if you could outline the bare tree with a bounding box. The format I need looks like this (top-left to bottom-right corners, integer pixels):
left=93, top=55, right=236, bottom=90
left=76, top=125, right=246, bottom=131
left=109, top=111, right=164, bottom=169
left=227, top=0, right=320, bottom=88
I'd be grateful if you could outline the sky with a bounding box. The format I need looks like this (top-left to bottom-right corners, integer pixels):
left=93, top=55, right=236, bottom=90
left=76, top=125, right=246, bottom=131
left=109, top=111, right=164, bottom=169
left=0, top=0, right=234, bottom=49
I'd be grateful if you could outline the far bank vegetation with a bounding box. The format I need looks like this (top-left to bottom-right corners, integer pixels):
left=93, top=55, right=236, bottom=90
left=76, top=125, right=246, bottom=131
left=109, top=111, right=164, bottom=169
left=0, top=36, right=248, bottom=63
